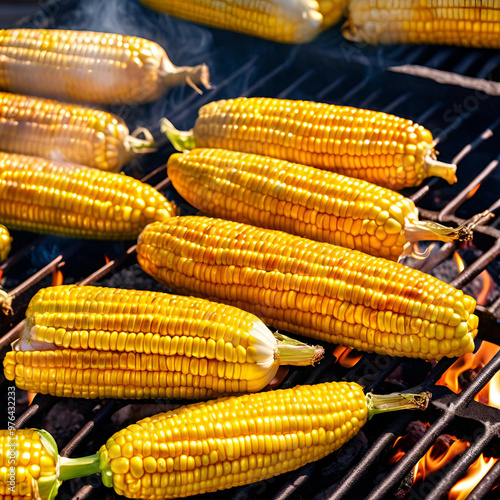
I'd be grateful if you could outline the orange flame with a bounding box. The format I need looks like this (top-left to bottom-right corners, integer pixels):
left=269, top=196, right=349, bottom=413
left=414, top=437, right=470, bottom=483
left=0, top=269, right=3, bottom=280
left=466, top=182, right=482, bottom=200
left=51, top=269, right=64, bottom=286
left=437, top=340, right=500, bottom=409
left=28, top=392, right=37, bottom=405
left=476, top=270, right=492, bottom=306
left=453, top=251, right=465, bottom=273
left=105, top=255, right=110, bottom=265
left=388, top=422, right=431, bottom=465
left=333, top=345, right=363, bottom=368
left=388, top=436, right=407, bottom=464
left=449, top=454, right=498, bottom=500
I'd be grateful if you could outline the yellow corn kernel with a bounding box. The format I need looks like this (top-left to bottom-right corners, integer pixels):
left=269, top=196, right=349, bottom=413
left=0, top=91, right=154, bottom=171
left=138, top=0, right=323, bottom=43
left=163, top=97, right=457, bottom=190
left=0, top=429, right=60, bottom=500
left=343, top=0, right=500, bottom=48
left=0, top=224, right=11, bottom=262
left=97, top=381, right=428, bottom=498
left=137, top=216, right=478, bottom=360
left=318, top=0, right=348, bottom=27
left=0, top=152, right=176, bottom=240
left=4, top=285, right=323, bottom=399
left=168, top=148, right=474, bottom=260
left=0, top=29, right=210, bottom=105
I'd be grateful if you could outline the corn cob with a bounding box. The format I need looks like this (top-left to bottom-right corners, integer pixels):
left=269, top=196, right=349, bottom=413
left=0, top=152, right=176, bottom=240
left=0, top=92, right=155, bottom=172
left=137, top=216, right=478, bottom=360
left=343, top=0, right=500, bottom=48
left=0, top=428, right=61, bottom=500
left=318, top=0, right=348, bottom=28
left=0, top=224, right=11, bottom=262
left=0, top=29, right=210, bottom=105
left=162, top=97, right=457, bottom=190
left=138, top=0, right=324, bottom=44
left=3, top=285, right=323, bottom=399
left=45, top=382, right=426, bottom=499
left=167, top=148, right=481, bottom=261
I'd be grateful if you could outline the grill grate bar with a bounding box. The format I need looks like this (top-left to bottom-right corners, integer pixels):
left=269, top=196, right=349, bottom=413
left=467, top=454, right=500, bottom=500
left=425, top=421, right=500, bottom=500
left=366, top=350, right=500, bottom=499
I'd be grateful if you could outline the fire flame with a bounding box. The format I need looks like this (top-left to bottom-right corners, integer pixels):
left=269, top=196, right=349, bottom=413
left=453, top=251, right=465, bottom=273
left=414, top=437, right=470, bottom=483
left=411, top=242, right=437, bottom=260
left=51, top=269, right=64, bottom=286
left=28, top=392, right=36, bottom=405
left=105, top=254, right=110, bottom=265
left=437, top=340, right=500, bottom=409
left=476, top=270, right=492, bottom=306
left=466, top=182, right=482, bottom=200
left=332, top=345, right=363, bottom=368
left=448, top=453, right=498, bottom=500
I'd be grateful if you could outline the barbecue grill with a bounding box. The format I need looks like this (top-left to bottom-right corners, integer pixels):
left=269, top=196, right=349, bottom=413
left=0, top=1, right=500, bottom=499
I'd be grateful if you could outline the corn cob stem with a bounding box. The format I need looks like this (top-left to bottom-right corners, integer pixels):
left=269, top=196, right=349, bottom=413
left=161, top=118, right=196, bottom=151
left=274, top=332, right=324, bottom=365
left=402, top=210, right=493, bottom=257
left=424, top=156, right=457, bottom=185
left=0, top=289, right=12, bottom=315
left=367, top=391, right=430, bottom=419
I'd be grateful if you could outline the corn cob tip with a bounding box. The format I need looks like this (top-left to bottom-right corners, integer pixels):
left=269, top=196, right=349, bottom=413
left=366, top=391, right=431, bottom=419
left=402, top=210, right=494, bottom=259
left=274, top=332, right=325, bottom=365
left=162, top=63, right=211, bottom=95
left=424, top=154, right=457, bottom=184
left=161, top=118, right=196, bottom=151
left=341, top=17, right=368, bottom=42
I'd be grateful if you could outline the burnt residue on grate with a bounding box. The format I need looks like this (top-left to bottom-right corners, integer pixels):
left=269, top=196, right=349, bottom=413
left=0, top=1, right=499, bottom=499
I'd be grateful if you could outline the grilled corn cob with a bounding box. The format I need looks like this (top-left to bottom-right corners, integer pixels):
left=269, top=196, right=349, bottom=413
left=0, top=92, right=154, bottom=171
left=3, top=285, right=323, bottom=399
left=138, top=0, right=323, bottom=43
left=0, top=152, right=176, bottom=239
left=318, top=0, right=348, bottom=28
left=163, top=97, right=457, bottom=190
left=343, top=0, right=500, bottom=48
left=137, top=216, right=478, bottom=360
left=0, top=428, right=61, bottom=500
left=168, top=148, right=479, bottom=260
left=49, top=382, right=426, bottom=498
left=0, top=224, right=11, bottom=262
left=0, top=29, right=210, bottom=104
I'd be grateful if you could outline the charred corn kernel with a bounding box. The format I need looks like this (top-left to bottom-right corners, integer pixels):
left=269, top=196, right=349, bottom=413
left=0, top=153, right=175, bottom=240
left=0, top=429, right=61, bottom=500
left=0, top=224, right=11, bottom=262
left=343, top=0, right=500, bottom=48
left=137, top=216, right=478, bottom=361
left=0, top=91, right=155, bottom=171
left=163, top=97, right=457, bottom=190
left=3, top=285, right=323, bottom=399
left=0, top=29, right=210, bottom=105
left=318, top=0, right=348, bottom=27
left=95, top=382, right=428, bottom=498
left=138, top=0, right=323, bottom=43
left=168, top=149, right=477, bottom=260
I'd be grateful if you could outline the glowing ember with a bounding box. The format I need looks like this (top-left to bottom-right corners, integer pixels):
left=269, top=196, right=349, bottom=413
left=51, top=269, right=64, bottom=286
left=388, top=421, right=430, bottom=465
left=332, top=345, right=363, bottom=368
left=453, top=251, right=465, bottom=273
left=476, top=269, right=493, bottom=306
left=414, top=436, right=469, bottom=483
left=437, top=340, right=500, bottom=409
left=449, top=454, right=498, bottom=500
